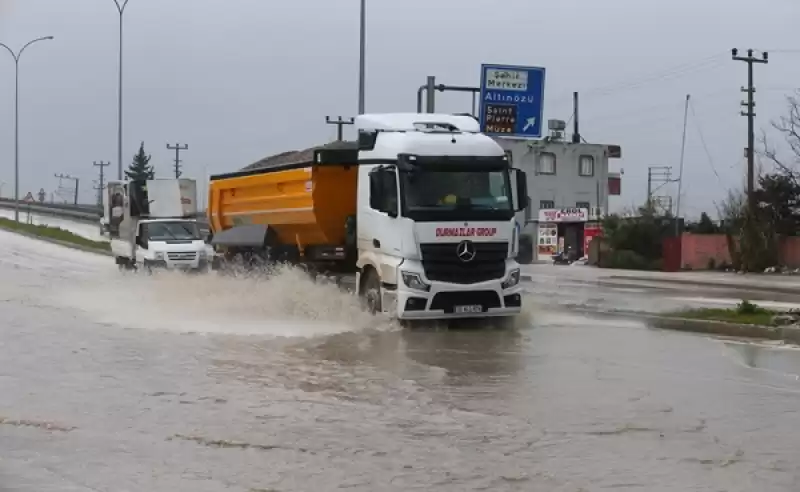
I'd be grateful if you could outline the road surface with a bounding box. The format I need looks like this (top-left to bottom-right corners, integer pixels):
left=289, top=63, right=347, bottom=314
left=2, top=229, right=799, bottom=491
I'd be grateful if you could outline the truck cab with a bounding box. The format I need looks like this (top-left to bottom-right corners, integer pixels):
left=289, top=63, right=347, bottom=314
left=113, top=218, right=208, bottom=270
left=353, top=114, right=529, bottom=320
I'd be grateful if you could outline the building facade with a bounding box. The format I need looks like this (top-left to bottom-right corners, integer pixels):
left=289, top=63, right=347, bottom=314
left=496, top=134, right=622, bottom=262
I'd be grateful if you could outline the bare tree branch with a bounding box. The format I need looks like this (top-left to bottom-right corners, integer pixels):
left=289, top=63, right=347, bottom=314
left=758, top=90, right=800, bottom=186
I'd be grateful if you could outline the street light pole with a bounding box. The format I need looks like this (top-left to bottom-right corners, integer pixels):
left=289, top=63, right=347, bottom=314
left=113, top=0, right=130, bottom=181
left=357, top=0, right=366, bottom=115
left=0, top=36, right=54, bottom=222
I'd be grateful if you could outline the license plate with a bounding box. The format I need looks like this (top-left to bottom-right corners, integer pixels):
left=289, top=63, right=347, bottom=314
left=454, top=304, right=483, bottom=314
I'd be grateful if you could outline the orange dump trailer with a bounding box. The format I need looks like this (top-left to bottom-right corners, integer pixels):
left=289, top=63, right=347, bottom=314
left=207, top=143, right=359, bottom=261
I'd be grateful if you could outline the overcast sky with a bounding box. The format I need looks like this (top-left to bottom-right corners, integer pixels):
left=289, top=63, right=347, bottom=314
left=1, top=0, right=798, bottom=217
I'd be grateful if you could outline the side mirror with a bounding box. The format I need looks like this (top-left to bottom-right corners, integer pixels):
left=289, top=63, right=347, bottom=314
left=513, top=169, right=529, bottom=212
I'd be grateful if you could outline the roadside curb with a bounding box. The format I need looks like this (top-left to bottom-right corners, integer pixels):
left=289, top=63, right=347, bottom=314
left=0, top=226, right=112, bottom=257
left=561, top=306, right=800, bottom=344
left=608, top=275, right=800, bottom=295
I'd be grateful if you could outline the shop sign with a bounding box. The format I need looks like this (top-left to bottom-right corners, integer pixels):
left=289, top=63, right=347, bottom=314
left=539, top=207, right=588, bottom=222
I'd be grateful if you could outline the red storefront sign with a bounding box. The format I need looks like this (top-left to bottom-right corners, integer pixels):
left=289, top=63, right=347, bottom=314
left=584, top=223, right=602, bottom=254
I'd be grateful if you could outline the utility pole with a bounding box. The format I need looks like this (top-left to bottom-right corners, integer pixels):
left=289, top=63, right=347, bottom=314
left=675, top=94, right=690, bottom=234
left=325, top=116, right=355, bottom=141
left=54, top=173, right=79, bottom=205
left=647, top=166, right=675, bottom=214
left=732, top=48, right=768, bottom=214
left=166, top=143, right=188, bottom=178
left=357, top=0, right=366, bottom=114
left=93, top=160, right=110, bottom=206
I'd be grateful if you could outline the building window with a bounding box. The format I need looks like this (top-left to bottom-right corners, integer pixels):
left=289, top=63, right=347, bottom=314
left=576, top=201, right=591, bottom=210
left=579, top=155, right=594, bottom=177
left=538, top=152, right=556, bottom=175
left=540, top=200, right=555, bottom=209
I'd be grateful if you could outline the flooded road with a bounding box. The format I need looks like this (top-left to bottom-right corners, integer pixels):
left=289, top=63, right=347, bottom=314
left=2, top=230, right=799, bottom=491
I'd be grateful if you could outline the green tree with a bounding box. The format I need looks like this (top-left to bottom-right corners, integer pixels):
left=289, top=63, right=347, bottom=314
left=126, top=142, right=155, bottom=181
left=600, top=203, right=673, bottom=269
left=691, top=212, right=719, bottom=234
left=755, top=173, right=800, bottom=236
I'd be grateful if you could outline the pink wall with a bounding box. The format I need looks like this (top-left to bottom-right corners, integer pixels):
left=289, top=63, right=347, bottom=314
left=679, top=233, right=800, bottom=270
left=680, top=234, right=731, bottom=270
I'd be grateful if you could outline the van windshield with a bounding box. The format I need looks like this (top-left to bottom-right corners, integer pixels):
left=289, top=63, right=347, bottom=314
left=145, top=221, right=202, bottom=241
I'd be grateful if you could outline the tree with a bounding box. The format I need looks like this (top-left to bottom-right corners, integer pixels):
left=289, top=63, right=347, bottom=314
left=600, top=202, right=673, bottom=269
left=688, top=212, right=719, bottom=234
left=755, top=173, right=800, bottom=236
left=760, top=89, right=800, bottom=185
left=717, top=188, right=746, bottom=269
left=126, top=142, right=155, bottom=181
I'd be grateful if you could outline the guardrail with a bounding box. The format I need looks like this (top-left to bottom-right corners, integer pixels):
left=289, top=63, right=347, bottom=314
left=0, top=199, right=210, bottom=233
left=0, top=198, right=100, bottom=213
left=0, top=200, right=100, bottom=222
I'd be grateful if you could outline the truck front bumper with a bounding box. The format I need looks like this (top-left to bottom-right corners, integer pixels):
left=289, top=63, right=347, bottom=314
left=144, top=258, right=209, bottom=272
left=386, top=281, right=523, bottom=320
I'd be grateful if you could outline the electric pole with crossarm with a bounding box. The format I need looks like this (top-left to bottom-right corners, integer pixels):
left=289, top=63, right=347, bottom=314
left=166, top=142, right=188, bottom=178
left=731, top=48, right=768, bottom=214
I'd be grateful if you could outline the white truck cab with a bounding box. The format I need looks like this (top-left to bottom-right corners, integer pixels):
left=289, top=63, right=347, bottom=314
left=353, top=113, right=529, bottom=320
left=108, top=178, right=209, bottom=272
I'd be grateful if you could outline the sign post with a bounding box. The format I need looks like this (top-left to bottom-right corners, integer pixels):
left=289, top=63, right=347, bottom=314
left=479, top=64, right=546, bottom=138
left=23, top=192, right=35, bottom=224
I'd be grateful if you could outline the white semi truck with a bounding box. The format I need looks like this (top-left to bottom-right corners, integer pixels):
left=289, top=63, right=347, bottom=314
left=108, top=178, right=210, bottom=272
left=208, top=113, right=530, bottom=321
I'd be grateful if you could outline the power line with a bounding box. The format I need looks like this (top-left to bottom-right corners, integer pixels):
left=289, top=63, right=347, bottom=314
left=687, top=98, right=723, bottom=186
left=550, top=52, right=728, bottom=106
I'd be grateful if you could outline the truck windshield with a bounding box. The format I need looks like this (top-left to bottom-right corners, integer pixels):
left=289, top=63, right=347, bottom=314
left=146, top=221, right=202, bottom=241
left=400, top=168, right=513, bottom=220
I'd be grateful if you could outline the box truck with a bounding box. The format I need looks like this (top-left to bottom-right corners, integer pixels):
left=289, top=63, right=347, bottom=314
left=108, top=178, right=209, bottom=272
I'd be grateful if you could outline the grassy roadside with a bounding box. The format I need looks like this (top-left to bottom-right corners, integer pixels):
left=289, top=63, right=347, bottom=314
left=0, top=217, right=110, bottom=252
left=664, top=300, right=778, bottom=326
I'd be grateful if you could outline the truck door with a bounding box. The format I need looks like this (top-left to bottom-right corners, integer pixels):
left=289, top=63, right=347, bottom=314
left=135, top=223, right=149, bottom=262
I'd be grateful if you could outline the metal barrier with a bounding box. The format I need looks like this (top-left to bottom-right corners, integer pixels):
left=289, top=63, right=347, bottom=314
left=0, top=199, right=209, bottom=234
left=0, top=198, right=100, bottom=213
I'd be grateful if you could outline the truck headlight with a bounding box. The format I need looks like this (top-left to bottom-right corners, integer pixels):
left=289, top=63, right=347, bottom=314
left=401, top=271, right=430, bottom=292
left=502, top=268, right=521, bottom=289
left=154, top=252, right=165, bottom=261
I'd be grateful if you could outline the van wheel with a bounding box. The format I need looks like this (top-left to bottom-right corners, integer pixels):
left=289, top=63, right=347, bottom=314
left=361, top=269, right=382, bottom=314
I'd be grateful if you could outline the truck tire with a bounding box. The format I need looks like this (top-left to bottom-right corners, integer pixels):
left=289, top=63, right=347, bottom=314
left=361, top=269, right=382, bottom=314
left=115, top=256, right=134, bottom=271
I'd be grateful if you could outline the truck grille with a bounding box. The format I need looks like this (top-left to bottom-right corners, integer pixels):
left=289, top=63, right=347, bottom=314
left=419, top=242, right=508, bottom=284
left=168, top=252, right=197, bottom=261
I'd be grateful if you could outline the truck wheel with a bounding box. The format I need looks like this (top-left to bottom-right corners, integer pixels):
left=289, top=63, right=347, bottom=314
left=361, top=269, right=382, bottom=314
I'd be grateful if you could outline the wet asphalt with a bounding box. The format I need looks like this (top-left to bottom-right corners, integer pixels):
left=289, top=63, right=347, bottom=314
left=1, top=230, right=799, bottom=492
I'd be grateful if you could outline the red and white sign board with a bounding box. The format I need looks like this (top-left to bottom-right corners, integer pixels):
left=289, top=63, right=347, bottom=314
left=538, top=207, right=588, bottom=223
left=23, top=192, right=35, bottom=203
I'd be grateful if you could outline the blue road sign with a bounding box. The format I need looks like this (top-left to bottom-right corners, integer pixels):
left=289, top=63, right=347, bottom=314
left=479, top=64, right=546, bottom=138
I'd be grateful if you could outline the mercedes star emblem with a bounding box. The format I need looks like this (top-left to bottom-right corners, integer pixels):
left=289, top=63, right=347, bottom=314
left=456, top=240, right=476, bottom=263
